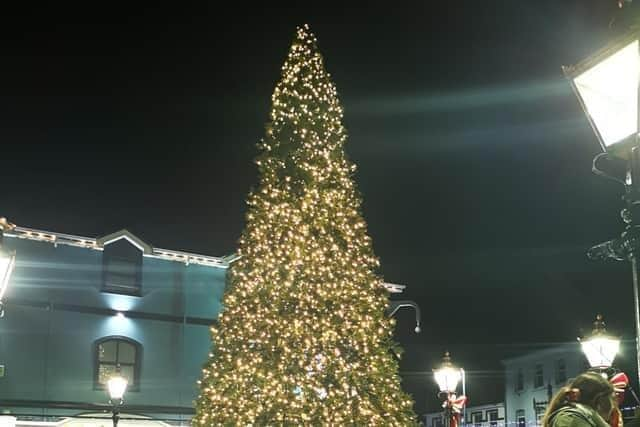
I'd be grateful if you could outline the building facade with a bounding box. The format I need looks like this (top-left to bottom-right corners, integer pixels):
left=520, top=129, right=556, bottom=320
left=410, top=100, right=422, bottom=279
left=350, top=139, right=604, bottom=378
left=502, top=344, right=585, bottom=427
left=424, top=402, right=505, bottom=427
left=0, top=221, right=413, bottom=426
left=0, top=225, right=232, bottom=425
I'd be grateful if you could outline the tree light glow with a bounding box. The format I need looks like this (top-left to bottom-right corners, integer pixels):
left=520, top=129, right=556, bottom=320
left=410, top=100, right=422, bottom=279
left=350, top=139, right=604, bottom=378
left=193, top=24, right=416, bottom=425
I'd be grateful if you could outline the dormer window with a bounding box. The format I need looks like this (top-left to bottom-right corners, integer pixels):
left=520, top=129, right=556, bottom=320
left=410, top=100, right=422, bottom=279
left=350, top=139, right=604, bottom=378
left=102, top=237, right=142, bottom=295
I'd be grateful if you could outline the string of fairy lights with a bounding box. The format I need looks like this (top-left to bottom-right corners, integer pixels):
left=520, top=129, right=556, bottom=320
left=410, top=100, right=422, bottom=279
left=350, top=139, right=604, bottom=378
left=194, top=24, right=416, bottom=425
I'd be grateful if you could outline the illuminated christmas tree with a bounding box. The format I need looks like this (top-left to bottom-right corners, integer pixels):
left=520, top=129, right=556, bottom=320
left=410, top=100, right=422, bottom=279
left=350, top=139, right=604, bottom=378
left=194, top=24, right=416, bottom=425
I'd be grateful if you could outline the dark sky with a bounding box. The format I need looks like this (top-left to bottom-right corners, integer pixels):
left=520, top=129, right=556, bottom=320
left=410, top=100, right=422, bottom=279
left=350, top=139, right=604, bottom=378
left=2, top=1, right=639, bottom=413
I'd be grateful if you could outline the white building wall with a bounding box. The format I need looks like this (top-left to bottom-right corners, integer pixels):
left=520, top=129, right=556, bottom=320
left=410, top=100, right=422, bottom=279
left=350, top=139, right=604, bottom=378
left=503, top=344, right=586, bottom=427
left=424, top=402, right=505, bottom=427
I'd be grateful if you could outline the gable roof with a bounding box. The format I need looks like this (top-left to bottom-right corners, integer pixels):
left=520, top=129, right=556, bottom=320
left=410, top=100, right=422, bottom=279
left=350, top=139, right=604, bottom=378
left=96, top=229, right=153, bottom=254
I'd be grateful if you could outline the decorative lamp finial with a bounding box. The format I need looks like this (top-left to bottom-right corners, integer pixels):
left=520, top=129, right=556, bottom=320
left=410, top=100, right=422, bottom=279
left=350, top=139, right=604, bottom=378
left=593, top=314, right=607, bottom=335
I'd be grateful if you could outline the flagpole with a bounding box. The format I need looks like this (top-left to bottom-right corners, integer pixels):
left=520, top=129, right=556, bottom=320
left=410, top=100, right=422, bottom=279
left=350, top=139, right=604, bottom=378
left=461, top=368, right=466, bottom=427
left=630, top=254, right=640, bottom=388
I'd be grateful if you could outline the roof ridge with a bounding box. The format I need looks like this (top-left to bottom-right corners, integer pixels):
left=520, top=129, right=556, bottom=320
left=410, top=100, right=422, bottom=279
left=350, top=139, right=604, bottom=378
left=5, top=224, right=230, bottom=269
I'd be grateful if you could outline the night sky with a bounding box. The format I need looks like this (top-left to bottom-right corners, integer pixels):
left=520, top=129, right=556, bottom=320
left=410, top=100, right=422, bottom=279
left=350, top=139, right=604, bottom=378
left=2, top=1, right=639, bottom=414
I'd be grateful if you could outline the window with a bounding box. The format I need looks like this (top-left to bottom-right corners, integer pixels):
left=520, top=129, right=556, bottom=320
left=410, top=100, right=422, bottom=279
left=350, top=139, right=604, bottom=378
left=555, top=359, right=566, bottom=384
left=472, top=411, right=483, bottom=427
left=515, top=368, right=524, bottom=392
left=535, top=404, right=546, bottom=425
left=102, top=239, right=142, bottom=295
left=516, top=410, right=525, bottom=427
left=488, top=410, right=499, bottom=427
left=94, top=337, right=141, bottom=390
left=534, top=363, right=544, bottom=388
left=432, top=416, right=443, bottom=427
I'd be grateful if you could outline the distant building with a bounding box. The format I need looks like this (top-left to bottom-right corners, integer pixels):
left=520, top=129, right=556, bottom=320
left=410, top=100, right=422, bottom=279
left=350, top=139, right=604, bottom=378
left=0, top=224, right=231, bottom=425
left=502, top=343, right=585, bottom=426
left=423, top=402, right=505, bottom=427
left=422, top=344, right=585, bottom=427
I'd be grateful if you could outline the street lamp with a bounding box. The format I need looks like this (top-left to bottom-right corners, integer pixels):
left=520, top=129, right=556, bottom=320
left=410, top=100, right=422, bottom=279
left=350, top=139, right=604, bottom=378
left=433, top=352, right=466, bottom=427
left=107, top=367, right=128, bottom=427
left=577, top=315, right=639, bottom=424
left=0, top=218, right=16, bottom=318
left=578, top=314, right=621, bottom=374
left=563, top=29, right=640, bottom=387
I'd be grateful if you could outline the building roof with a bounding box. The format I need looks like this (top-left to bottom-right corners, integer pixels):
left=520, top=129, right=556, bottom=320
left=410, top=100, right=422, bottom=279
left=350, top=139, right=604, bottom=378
left=4, top=221, right=406, bottom=293
left=5, top=225, right=229, bottom=269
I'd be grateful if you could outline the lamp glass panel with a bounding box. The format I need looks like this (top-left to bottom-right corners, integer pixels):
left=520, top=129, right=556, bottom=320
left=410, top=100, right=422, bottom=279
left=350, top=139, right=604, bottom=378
left=581, top=336, right=620, bottom=368
left=434, top=366, right=461, bottom=393
left=0, top=252, right=15, bottom=300
left=574, top=40, right=640, bottom=147
left=107, top=375, right=128, bottom=400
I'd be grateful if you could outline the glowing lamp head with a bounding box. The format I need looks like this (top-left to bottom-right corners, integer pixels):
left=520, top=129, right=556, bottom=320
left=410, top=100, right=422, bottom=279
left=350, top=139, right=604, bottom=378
left=0, top=218, right=16, bottom=304
left=0, top=249, right=15, bottom=302
left=434, top=352, right=462, bottom=393
left=107, top=370, right=128, bottom=402
left=579, top=314, right=620, bottom=369
left=564, top=34, right=640, bottom=157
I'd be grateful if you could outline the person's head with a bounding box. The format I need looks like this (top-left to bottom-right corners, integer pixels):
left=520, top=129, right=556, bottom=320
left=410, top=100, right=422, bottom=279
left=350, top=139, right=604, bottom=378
left=542, top=372, right=616, bottom=427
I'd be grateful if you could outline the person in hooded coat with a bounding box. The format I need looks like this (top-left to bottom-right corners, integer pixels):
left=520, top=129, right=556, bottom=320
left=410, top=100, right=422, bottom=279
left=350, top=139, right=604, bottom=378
left=542, top=372, right=618, bottom=427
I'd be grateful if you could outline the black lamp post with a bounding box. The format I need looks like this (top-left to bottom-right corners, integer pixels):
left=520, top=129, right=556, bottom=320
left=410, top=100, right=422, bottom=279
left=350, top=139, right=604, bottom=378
left=563, top=29, right=640, bottom=387
left=0, top=218, right=16, bottom=318
left=107, top=367, right=128, bottom=427
left=433, top=352, right=465, bottom=427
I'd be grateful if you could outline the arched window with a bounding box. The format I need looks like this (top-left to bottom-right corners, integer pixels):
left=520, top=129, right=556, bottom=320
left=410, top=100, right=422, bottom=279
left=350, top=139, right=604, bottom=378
left=94, top=336, right=141, bottom=390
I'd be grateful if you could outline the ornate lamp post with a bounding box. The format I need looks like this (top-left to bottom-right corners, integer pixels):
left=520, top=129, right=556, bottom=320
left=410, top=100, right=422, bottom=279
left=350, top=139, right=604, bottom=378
left=578, top=314, right=621, bottom=375
left=0, top=218, right=16, bottom=318
left=433, top=352, right=467, bottom=427
left=107, top=367, right=128, bottom=427
left=563, top=29, right=640, bottom=387
left=577, top=314, right=638, bottom=427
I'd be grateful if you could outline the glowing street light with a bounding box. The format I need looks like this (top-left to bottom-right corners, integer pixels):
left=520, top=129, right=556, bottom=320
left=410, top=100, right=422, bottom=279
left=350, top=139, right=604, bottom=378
left=564, top=32, right=640, bottom=157
left=563, top=29, right=640, bottom=388
left=579, top=314, right=621, bottom=371
left=107, top=366, right=128, bottom=427
left=0, top=218, right=16, bottom=318
left=433, top=352, right=466, bottom=427
left=434, top=352, right=462, bottom=394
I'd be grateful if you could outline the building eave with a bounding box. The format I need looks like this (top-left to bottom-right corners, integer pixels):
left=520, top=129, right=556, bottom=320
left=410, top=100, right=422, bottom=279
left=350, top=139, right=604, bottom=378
left=5, top=224, right=229, bottom=269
